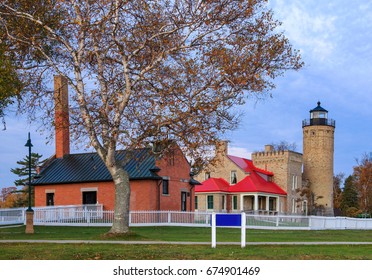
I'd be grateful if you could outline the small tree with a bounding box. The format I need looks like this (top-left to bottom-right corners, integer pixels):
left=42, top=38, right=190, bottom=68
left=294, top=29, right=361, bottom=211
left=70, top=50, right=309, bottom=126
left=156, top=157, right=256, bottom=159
left=340, top=175, right=359, bottom=216
left=10, top=152, right=45, bottom=207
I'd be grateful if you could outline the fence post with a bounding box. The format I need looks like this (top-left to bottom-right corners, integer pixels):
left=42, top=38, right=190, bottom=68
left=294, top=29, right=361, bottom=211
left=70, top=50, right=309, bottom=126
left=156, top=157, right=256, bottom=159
left=211, top=213, right=216, bottom=248
left=168, top=211, right=171, bottom=224
left=23, top=208, right=27, bottom=225
left=241, top=212, right=246, bottom=248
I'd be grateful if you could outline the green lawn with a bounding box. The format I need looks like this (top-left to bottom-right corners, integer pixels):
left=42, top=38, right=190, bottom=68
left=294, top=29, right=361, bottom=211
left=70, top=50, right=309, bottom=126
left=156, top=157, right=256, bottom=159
left=1, top=226, right=372, bottom=260
left=1, top=225, right=372, bottom=242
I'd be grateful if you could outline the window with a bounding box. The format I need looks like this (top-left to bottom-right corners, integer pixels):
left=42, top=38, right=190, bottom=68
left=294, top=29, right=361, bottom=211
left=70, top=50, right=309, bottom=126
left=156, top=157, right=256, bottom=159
left=230, top=171, right=237, bottom=184
left=162, top=179, right=169, bottom=195
left=195, top=196, right=198, bottom=210
left=291, top=198, right=297, bottom=214
left=232, top=195, right=238, bottom=210
left=205, top=172, right=211, bottom=180
left=207, top=195, right=214, bottom=210
left=292, top=175, right=298, bottom=190
left=167, top=150, right=175, bottom=166
left=82, top=191, right=97, bottom=205
left=181, top=192, right=187, bottom=211
left=302, top=200, right=308, bottom=215
left=46, top=193, right=54, bottom=206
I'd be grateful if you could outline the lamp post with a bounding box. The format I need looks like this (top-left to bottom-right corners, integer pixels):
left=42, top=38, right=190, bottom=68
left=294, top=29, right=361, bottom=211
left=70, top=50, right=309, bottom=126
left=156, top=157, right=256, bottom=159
left=25, top=132, right=34, bottom=234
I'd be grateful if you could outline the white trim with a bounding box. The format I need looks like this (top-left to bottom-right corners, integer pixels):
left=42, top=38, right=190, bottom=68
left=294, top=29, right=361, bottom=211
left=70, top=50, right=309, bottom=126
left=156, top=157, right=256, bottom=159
left=80, top=188, right=98, bottom=192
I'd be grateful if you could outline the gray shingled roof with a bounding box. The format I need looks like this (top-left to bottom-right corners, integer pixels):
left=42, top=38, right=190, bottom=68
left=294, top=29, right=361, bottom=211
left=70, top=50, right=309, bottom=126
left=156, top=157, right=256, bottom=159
left=33, top=148, right=162, bottom=185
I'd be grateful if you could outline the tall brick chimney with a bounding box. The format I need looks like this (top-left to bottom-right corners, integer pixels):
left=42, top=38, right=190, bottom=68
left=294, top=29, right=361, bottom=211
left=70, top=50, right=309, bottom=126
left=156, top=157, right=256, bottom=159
left=54, top=75, right=70, bottom=158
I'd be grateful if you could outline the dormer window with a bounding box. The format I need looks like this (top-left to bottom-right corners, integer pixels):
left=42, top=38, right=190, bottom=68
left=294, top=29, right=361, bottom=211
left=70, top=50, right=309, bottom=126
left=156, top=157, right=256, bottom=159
left=205, top=172, right=211, bottom=180
left=230, top=170, right=237, bottom=184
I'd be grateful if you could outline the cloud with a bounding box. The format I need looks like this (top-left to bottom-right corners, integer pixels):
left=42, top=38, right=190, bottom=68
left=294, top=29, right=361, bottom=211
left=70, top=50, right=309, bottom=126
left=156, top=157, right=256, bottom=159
left=271, top=0, right=337, bottom=64
left=228, top=146, right=252, bottom=159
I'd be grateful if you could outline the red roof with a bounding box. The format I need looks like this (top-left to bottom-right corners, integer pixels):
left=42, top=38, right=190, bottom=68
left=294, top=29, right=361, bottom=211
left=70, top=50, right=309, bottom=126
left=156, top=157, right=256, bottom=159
left=227, top=155, right=273, bottom=176
left=195, top=178, right=230, bottom=193
left=195, top=154, right=286, bottom=195
left=229, top=172, right=287, bottom=195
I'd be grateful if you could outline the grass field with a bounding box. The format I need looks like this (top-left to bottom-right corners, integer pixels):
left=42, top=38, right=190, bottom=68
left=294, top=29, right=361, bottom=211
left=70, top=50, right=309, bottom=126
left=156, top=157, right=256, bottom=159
left=1, top=226, right=372, bottom=260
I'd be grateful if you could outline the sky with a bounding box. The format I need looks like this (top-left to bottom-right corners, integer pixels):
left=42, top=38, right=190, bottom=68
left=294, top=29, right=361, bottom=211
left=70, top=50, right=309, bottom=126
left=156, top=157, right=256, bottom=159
left=0, top=0, right=371, bottom=189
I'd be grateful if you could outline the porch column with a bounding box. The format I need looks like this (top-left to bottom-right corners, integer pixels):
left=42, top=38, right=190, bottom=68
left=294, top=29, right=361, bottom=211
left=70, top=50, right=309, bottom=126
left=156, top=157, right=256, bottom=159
left=240, top=195, right=244, bottom=211
left=276, top=197, right=280, bottom=213
left=265, top=195, right=270, bottom=211
left=254, top=194, right=258, bottom=211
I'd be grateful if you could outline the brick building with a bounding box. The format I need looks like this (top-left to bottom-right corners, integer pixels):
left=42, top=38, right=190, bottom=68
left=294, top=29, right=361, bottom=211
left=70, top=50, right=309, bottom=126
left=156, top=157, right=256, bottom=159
left=251, top=145, right=303, bottom=214
left=33, top=76, right=197, bottom=211
left=195, top=141, right=287, bottom=213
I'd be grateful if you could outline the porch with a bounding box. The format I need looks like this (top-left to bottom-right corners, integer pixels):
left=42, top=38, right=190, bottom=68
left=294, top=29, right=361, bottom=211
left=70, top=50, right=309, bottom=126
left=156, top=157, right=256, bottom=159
left=240, top=194, right=281, bottom=214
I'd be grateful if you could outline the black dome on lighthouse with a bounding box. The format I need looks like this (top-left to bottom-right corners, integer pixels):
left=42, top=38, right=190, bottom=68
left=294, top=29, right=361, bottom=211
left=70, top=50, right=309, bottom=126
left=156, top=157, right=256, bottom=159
left=310, top=101, right=328, bottom=113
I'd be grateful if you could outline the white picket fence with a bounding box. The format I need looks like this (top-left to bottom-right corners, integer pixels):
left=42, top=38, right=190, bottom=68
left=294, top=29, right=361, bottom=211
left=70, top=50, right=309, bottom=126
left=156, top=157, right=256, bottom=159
left=0, top=207, right=24, bottom=226
left=1, top=205, right=372, bottom=230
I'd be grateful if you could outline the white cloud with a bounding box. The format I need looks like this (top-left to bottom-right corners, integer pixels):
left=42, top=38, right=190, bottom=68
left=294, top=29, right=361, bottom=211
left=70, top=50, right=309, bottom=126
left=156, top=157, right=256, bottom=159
left=270, top=0, right=337, bottom=63
left=228, top=146, right=252, bottom=159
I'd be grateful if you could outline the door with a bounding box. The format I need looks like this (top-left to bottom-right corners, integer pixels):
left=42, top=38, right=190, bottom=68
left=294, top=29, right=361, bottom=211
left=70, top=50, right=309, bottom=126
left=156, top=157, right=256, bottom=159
left=46, top=193, right=54, bottom=206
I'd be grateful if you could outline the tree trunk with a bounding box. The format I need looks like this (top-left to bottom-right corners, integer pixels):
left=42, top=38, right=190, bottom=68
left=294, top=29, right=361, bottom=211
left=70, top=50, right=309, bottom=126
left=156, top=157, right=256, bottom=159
left=108, top=165, right=131, bottom=234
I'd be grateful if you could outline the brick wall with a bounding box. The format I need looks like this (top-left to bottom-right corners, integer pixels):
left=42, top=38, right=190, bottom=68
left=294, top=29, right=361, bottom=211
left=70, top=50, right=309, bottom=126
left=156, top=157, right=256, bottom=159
left=303, top=125, right=335, bottom=215
left=34, top=146, right=194, bottom=211
left=252, top=149, right=303, bottom=214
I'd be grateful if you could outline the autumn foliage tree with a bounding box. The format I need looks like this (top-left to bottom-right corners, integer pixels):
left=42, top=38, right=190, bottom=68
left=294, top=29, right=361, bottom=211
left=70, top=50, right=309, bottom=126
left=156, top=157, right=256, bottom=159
left=0, top=44, right=23, bottom=129
left=0, top=0, right=303, bottom=233
left=353, top=153, right=372, bottom=214
left=333, top=172, right=344, bottom=213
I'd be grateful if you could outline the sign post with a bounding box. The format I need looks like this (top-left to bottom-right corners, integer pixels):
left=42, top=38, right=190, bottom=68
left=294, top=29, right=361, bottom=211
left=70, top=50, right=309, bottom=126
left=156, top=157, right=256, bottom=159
left=211, top=212, right=246, bottom=248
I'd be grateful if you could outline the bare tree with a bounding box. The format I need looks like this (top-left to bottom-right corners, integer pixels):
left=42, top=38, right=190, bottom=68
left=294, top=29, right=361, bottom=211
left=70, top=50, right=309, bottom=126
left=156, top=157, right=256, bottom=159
left=271, top=140, right=297, bottom=152
left=0, top=0, right=303, bottom=233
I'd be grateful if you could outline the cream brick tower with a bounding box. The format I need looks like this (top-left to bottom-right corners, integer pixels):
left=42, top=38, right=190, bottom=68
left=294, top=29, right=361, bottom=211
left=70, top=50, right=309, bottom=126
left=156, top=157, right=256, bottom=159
left=302, top=102, right=335, bottom=216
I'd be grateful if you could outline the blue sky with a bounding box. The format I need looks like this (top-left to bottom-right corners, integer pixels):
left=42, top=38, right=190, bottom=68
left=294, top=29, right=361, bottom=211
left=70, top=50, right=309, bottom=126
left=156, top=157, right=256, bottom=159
left=1, top=0, right=371, bottom=189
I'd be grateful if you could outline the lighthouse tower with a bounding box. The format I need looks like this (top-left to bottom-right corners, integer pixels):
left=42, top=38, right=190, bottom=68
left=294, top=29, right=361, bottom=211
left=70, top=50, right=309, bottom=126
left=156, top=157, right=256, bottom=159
left=302, top=102, right=335, bottom=216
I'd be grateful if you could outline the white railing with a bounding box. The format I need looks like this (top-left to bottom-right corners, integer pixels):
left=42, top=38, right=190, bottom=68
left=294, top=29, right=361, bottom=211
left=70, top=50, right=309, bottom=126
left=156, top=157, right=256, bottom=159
left=129, top=211, right=211, bottom=227
left=246, top=214, right=310, bottom=230
left=310, top=216, right=372, bottom=230
left=0, top=208, right=25, bottom=226
left=0, top=205, right=103, bottom=226
left=34, top=204, right=103, bottom=224
left=2, top=205, right=372, bottom=230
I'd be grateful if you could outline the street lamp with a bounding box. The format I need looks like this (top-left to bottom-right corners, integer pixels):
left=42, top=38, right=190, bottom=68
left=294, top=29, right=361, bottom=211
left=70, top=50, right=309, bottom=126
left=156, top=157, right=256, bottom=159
left=25, top=132, right=34, bottom=234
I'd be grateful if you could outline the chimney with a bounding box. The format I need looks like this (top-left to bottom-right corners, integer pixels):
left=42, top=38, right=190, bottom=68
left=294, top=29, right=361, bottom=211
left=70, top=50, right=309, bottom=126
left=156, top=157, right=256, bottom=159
left=265, top=145, right=274, bottom=152
left=54, top=75, right=70, bottom=158
left=216, top=140, right=228, bottom=156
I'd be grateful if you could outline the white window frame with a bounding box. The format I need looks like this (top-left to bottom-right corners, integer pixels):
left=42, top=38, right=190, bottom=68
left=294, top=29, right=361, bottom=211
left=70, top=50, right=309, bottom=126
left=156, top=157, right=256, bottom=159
left=230, top=170, right=237, bottom=184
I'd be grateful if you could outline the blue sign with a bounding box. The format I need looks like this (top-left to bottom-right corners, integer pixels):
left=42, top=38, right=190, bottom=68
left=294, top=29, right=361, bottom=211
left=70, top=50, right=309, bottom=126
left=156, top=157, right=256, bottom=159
left=215, top=214, right=242, bottom=227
